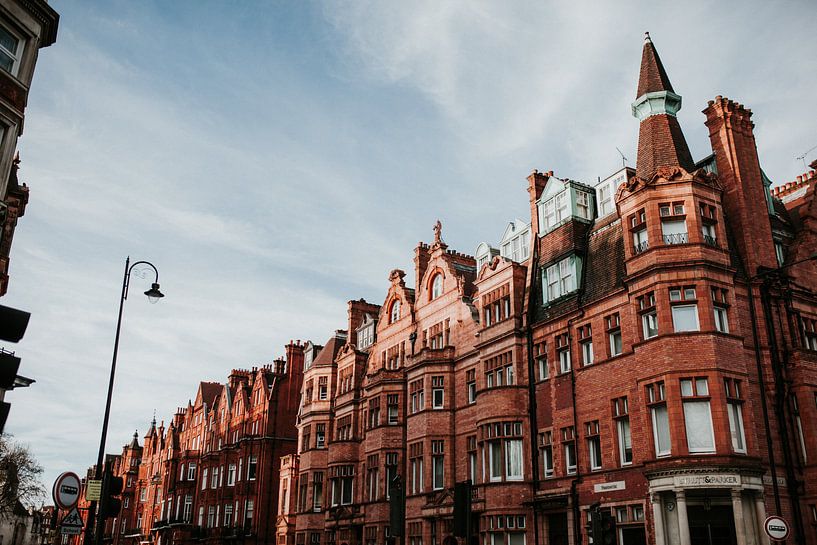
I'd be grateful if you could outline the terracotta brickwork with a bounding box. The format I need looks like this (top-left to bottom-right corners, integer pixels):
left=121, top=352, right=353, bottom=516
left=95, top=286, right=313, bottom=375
left=280, top=34, right=817, bottom=545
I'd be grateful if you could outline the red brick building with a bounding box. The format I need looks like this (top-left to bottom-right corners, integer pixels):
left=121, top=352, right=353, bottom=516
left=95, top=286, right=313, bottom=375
left=278, top=34, right=817, bottom=545
left=79, top=342, right=304, bottom=545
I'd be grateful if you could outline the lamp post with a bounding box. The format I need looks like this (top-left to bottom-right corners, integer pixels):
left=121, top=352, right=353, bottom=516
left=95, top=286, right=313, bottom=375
left=83, top=257, right=164, bottom=545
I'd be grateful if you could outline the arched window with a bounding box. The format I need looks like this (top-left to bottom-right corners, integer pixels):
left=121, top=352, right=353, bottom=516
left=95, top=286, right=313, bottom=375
left=431, top=274, right=443, bottom=300
left=390, top=300, right=401, bottom=324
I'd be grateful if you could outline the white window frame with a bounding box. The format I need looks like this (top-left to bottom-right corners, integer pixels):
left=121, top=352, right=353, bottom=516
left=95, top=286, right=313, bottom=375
left=617, top=418, right=633, bottom=465
left=727, top=402, right=746, bottom=454
left=580, top=340, right=593, bottom=366
left=559, top=349, right=571, bottom=374
left=672, top=304, right=700, bottom=332
left=642, top=311, right=658, bottom=339
left=714, top=306, right=729, bottom=333
left=651, top=405, right=671, bottom=457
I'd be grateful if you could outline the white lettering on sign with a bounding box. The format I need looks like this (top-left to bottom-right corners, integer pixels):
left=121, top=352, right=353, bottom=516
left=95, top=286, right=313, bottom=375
left=764, top=516, right=790, bottom=541
left=674, top=474, right=740, bottom=487
left=594, top=481, right=626, bottom=493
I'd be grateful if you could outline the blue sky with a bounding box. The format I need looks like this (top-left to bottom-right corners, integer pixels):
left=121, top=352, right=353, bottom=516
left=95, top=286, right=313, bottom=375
left=3, top=0, right=815, bottom=490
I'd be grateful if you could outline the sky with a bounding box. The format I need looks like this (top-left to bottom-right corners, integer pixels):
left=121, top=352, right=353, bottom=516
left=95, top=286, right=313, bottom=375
left=2, top=0, right=816, bottom=492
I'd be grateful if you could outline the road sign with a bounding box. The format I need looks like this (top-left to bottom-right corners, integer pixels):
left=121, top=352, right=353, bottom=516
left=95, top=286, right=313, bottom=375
left=52, top=472, right=81, bottom=510
left=60, top=507, right=84, bottom=535
left=764, top=516, right=790, bottom=541
left=86, top=480, right=102, bottom=501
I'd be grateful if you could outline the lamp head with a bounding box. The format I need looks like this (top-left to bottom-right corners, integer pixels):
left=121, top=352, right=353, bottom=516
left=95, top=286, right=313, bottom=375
left=144, top=283, right=165, bottom=304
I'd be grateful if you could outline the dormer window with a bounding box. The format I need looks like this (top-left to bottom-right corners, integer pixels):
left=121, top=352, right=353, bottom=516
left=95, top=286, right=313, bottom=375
left=431, top=274, right=443, bottom=300
left=537, top=180, right=595, bottom=233
left=389, top=300, right=401, bottom=324
left=541, top=256, right=581, bottom=304
left=357, top=320, right=375, bottom=350
left=576, top=192, right=591, bottom=220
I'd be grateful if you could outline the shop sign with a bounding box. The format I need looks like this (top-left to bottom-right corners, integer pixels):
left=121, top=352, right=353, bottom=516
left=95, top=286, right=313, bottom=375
left=594, top=481, right=626, bottom=493
left=674, top=474, right=740, bottom=487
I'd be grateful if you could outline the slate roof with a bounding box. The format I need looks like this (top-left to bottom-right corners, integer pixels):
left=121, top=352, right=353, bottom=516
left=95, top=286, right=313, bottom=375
left=636, top=33, right=674, bottom=98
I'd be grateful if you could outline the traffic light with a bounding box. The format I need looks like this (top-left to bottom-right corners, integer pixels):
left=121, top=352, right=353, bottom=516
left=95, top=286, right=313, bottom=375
left=388, top=474, right=405, bottom=537
left=0, top=304, right=31, bottom=433
left=99, top=467, right=124, bottom=520
left=590, top=507, right=616, bottom=545
left=453, top=480, right=472, bottom=538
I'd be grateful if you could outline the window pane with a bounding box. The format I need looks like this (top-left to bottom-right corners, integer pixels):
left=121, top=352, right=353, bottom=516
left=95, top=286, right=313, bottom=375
left=672, top=305, right=699, bottom=332
left=652, top=406, right=671, bottom=455
left=683, top=401, right=715, bottom=452
left=680, top=379, right=693, bottom=397
left=695, top=378, right=709, bottom=396
left=661, top=219, right=687, bottom=236
left=0, top=27, right=17, bottom=55
left=728, top=403, right=746, bottom=453
left=490, top=442, right=502, bottom=480
left=505, top=439, right=523, bottom=479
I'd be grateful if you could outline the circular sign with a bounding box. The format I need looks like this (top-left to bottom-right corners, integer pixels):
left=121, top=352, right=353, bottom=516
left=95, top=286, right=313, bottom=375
left=52, top=472, right=81, bottom=510
left=764, top=516, right=790, bottom=541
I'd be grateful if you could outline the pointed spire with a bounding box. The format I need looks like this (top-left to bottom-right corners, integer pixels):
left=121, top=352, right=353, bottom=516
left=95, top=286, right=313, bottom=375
left=632, top=33, right=694, bottom=180
left=636, top=31, right=674, bottom=98
left=129, top=430, right=140, bottom=449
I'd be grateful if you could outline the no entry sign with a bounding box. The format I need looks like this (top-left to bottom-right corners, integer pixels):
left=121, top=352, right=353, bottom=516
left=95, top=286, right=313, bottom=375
left=52, top=472, right=81, bottom=510
left=764, top=516, right=790, bottom=541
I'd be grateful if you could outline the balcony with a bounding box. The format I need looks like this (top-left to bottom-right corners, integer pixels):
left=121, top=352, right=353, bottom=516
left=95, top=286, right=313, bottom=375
left=633, top=240, right=649, bottom=254
left=703, top=234, right=718, bottom=247
left=662, top=232, right=688, bottom=245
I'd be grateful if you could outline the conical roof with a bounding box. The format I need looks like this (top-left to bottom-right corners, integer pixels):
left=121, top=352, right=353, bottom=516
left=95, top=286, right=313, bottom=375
left=636, top=32, right=674, bottom=98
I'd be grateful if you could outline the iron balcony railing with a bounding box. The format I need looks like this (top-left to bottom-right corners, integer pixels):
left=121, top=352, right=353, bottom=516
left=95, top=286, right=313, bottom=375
left=703, top=234, right=717, bottom=247
left=663, top=232, right=688, bottom=245
left=633, top=240, right=650, bottom=254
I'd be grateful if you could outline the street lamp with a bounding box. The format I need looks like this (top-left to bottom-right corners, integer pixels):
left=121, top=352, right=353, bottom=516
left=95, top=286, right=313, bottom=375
left=83, top=257, right=165, bottom=545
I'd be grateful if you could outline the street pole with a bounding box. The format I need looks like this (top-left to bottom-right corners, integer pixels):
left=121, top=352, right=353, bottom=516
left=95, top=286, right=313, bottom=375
left=82, top=258, right=164, bottom=545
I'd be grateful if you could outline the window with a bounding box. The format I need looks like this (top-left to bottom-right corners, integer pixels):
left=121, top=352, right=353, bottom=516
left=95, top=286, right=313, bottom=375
left=330, top=466, right=354, bottom=506
left=432, top=376, right=444, bottom=409
left=336, top=415, right=352, bottom=441
left=700, top=204, right=718, bottom=246
left=598, top=183, right=613, bottom=216
left=410, top=380, right=424, bottom=414
left=466, top=369, right=477, bottom=403
left=227, top=464, right=236, bottom=486
left=556, top=334, right=571, bottom=374
left=368, top=398, right=381, bottom=429
left=431, top=274, right=443, bottom=299
left=390, top=300, right=401, bottom=324
left=792, top=395, right=807, bottom=463
left=613, top=397, right=633, bottom=465
left=385, top=453, right=398, bottom=499
left=0, top=25, right=21, bottom=76
left=197, top=507, right=204, bottom=527
left=639, top=292, right=658, bottom=339
left=207, top=506, right=216, bottom=528
left=318, top=376, right=328, bottom=400
left=775, top=241, right=786, bottom=266
left=576, top=191, right=592, bottom=219
left=660, top=202, right=688, bottom=244
left=538, top=190, right=571, bottom=231
left=483, top=422, right=524, bottom=482
left=201, top=468, right=208, bottom=491
left=647, top=381, right=670, bottom=456
left=670, top=287, right=700, bottom=332
left=562, top=427, right=577, bottom=475
left=387, top=394, right=399, bottom=424
left=316, top=423, right=326, bottom=448
left=224, top=504, right=233, bottom=526
left=297, top=479, right=308, bottom=513
left=467, top=437, right=477, bottom=483
left=244, top=499, right=254, bottom=527
left=485, top=352, right=514, bottom=388
left=432, top=440, right=445, bottom=490
left=183, top=495, right=193, bottom=522
left=358, top=322, right=375, bottom=350
left=535, top=342, right=549, bottom=380
left=724, top=378, right=746, bottom=454
left=248, top=455, right=257, bottom=480
left=586, top=421, right=602, bottom=470
left=712, top=288, right=730, bottom=333
left=631, top=209, right=648, bottom=254
left=578, top=324, right=593, bottom=366
left=680, top=378, right=715, bottom=453
left=312, top=472, right=323, bottom=511
left=211, top=467, right=219, bottom=489
left=302, top=425, right=311, bottom=452
left=542, top=256, right=580, bottom=303
left=606, top=313, right=622, bottom=356
left=366, top=454, right=380, bottom=501
left=539, top=432, right=554, bottom=478
left=409, top=442, right=424, bottom=494
left=801, top=317, right=817, bottom=350
left=187, top=463, right=196, bottom=481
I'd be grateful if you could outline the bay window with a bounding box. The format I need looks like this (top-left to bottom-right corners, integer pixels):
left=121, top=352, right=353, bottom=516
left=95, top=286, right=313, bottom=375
left=542, top=255, right=581, bottom=304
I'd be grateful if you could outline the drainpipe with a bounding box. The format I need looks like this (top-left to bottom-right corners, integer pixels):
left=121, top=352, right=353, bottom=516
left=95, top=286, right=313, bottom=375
left=745, top=282, right=782, bottom=515
left=525, top=238, right=541, bottom=545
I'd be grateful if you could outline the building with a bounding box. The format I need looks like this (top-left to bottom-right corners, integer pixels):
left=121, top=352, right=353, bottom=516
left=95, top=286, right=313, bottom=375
left=74, top=342, right=304, bottom=545
left=279, top=33, right=817, bottom=545
left=0, top=0, right=58, bottom=433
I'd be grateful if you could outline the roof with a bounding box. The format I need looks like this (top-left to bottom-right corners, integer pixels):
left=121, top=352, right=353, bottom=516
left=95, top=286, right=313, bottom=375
left=636, top=32, right=674, bottom=98
left=312, top=332, right=346, bottom=367
left=199, top=382, right=222, bottom=406
left=582, top=220, right=626, bottom=304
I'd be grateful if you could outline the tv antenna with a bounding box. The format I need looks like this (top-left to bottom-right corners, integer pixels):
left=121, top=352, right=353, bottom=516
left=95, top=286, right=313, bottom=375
left=615, top=147, right=629, bottom=168
left=796, top=144, right=817, bottom=170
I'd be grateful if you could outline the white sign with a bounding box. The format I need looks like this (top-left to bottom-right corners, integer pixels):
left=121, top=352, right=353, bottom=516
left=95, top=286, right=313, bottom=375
left=674, top=474, right=740, bottom=487
left=52, top=472, right=81, bottom=510
left=594, top=481, right=626, bottom=493
left=60, top=507, right=84, bottom=535
left=764, top=516, right=789, bottom=541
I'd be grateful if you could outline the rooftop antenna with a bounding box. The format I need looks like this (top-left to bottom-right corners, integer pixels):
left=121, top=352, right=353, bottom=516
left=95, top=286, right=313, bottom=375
left=796, top=144, right=817, bottom=171
left=615, top=147, right=629, bottom=168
